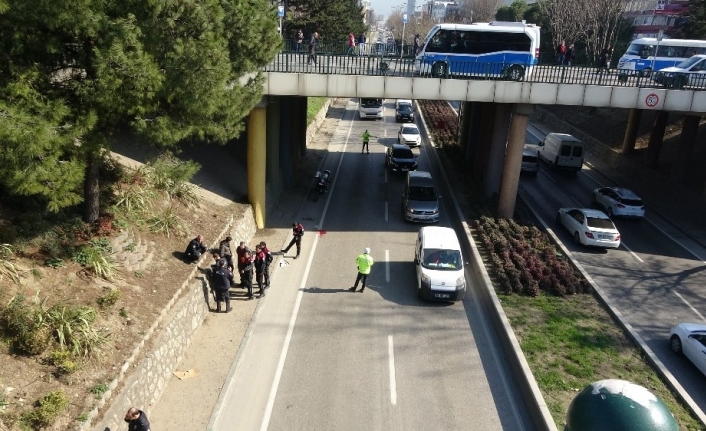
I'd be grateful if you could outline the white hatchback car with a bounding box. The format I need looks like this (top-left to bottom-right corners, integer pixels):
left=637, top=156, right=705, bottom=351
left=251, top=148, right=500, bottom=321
left=398, top=124, right=421, bottom=147
left=669, top=323, right=706, bottom=377
left=556, top=208, right=621, bottom=249
left=591, top=187, right=645, bottom=219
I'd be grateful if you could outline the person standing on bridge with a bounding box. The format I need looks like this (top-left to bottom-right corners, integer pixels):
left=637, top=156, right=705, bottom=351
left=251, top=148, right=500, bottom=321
left=413, top=34, right=420, bottom=57
left=358, top=32, right=366, bottom=56
left=362, top=129, right=377, bottom=154
left=349, top=248, right=374, bottom=293
left=556, top=40, right=566, bottom=65
left=565, top=43, right=576, bottom=66
left=596, top=45, right=613, bottom=74
left=295, top=29, right=304, bottom=54
left=308, top=31, right=319, bottom=65
left=347, top=32, right=356, bottom=55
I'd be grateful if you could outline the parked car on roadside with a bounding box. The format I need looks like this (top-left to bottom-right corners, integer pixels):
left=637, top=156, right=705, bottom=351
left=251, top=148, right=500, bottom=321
left=591, top=187, right=645, bottom=219
left=385, top=144, right=418, bottom=173
left=556, top=208, right=621, bottom=249
left=669, top=323, right=706, bottom=377
left=398, top=124, right=421, bottom=147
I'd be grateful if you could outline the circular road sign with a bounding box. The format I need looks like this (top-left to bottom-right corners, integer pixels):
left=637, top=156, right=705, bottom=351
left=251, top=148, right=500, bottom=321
left=645, top=93, right=659, bottom=107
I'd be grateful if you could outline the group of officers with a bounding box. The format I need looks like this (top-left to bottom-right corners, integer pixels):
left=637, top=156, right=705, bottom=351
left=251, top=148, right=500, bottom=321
left=185, top=234, right=273, bottom=312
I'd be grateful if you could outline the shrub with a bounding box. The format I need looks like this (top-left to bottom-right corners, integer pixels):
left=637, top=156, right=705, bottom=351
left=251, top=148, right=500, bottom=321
left=47, top=304, right=109, bottom=357
left=148, top=206, right=186, bottom=238
left=96, top=289, right=122, bottom=309
left=89, top=383, right=109, bottom=398
left=47, top=350, right=80, bottom=374
left=19, top=391, right=68, bottom=430
left=112, top=183, right=154, bottom=215
left=0, top=243, right=20, bottom=284
left=146, top=153, right=201, bottom=206
left=72, top=240, right=119, bottom=280
left=0, top=294, right=52, bottom=355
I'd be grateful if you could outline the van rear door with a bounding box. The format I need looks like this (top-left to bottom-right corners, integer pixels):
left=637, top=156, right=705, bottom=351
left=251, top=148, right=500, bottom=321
left=558, top=143, right=583, bottom=171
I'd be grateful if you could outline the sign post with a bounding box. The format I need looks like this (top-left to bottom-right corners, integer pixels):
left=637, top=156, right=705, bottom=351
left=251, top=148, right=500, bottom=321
left=401, top=13, right=408, bottom=59
left=651, top=29, right=664, bottom=74
left=277, top=5, right=284, bottom=37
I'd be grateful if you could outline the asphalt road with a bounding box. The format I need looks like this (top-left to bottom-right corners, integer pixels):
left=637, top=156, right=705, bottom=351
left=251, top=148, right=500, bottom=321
left=520, top=125, right=706, bottom=413
left=210, top=100, right=535, bottom=431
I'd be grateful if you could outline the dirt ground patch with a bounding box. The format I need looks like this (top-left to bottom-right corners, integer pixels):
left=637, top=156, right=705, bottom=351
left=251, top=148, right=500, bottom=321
left=0, top=179, right=246, bottom=430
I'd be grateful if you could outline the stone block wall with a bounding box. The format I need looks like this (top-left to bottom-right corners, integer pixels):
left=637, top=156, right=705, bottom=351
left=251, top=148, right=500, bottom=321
left=86, top=206, right=258, bottom=431
left=305, top=98, right=332, bottom=145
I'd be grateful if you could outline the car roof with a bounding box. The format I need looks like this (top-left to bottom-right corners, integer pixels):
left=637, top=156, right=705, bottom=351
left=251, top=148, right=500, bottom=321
left=419, top=226, right=461, bottom=249
left=580, top=208, right=610, bottom=219
left=401, top=124, right=419, bottom=130
left=548, top=133, right=582, bottom=142
left=608, top=187, right=641, bottom=199
left=407, top=170, right=433, bottom=183
left=522, top=148, right=537, bottom=156
left=397, top=99, right=412, bottom=104
left=391, top=143, right=412, bottom=151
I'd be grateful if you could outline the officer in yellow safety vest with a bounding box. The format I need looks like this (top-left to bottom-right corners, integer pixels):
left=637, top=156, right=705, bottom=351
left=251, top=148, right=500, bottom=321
left=349, top=248, right=374, bottom=293
left=362, top=130, right=376, bottom=154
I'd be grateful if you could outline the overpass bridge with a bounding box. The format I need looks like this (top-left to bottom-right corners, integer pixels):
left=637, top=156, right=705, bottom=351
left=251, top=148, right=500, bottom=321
left=244, top=53, right=705, bottom=228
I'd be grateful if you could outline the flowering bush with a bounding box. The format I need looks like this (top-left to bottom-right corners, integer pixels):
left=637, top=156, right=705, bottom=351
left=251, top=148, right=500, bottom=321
left=418, top=100, right=459, bottom=149
left=472, top=216, right=589, bottom=297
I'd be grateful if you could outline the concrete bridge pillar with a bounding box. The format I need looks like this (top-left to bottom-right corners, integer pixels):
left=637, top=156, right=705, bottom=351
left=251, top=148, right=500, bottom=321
left=621, top=109, right=643, bottom=154
left=498, top=104, right=534, bottom=219
left=671, top=115, right=701, bottom=185
left=248, top=100, right=268, bottom=229
left=458, top=102, right=473, bottom=154
left=484, top=104, right=512, bottom=196
left=644, top=111, right=669, bottom=168
left=471, top=102, right=496, bottom=182
left=464, top=102, right=483, bottom=169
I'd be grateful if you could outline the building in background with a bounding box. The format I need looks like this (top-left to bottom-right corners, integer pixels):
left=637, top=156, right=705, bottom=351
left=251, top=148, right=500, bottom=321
left=622, top=0, right=690, bottom=38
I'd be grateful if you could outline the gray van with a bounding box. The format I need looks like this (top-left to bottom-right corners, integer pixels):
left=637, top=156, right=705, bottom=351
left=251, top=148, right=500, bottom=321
left=403, top=171, right=440, bottom=223
left=521, top=146, right=539, bottom=176
left=537, top=133, right=584, bottom=173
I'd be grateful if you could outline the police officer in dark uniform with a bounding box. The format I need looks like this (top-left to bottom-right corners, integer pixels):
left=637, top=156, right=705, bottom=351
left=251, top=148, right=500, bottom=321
left=254, top=245, right=266, bottom=298
left=242, top=250, right=255, bottom=300
left=124, top=407, right=151, bottom=431
left=184, top=235, right=207, bottom=263
left=212, top=259, right=233, bottom=312
left=281, top=222, right=304, bottom=259
left=260, top=241, right=273, bottom=288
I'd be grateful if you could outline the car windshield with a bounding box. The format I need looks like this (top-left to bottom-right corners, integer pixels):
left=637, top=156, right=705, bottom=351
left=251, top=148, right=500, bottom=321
left=422, top=249, right=461, bottom=270
left=398, top=103, right=412, bottom=112
left=362, top=98, right=382, bottom=108
left=676, top=56, right=702, bottom=69
left=402, top=127, right=419, bottom=135
left=409, top=186, right=436, bottom=201
left=587, top=217, right=616, bottom=230
left=393, top=148, right=414, bottom=158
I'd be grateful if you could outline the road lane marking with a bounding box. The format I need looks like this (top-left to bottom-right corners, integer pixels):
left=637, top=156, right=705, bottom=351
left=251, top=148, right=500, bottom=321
left=385, top=249, right=390, bottom=282
left=673, top=290, right=706, bottom=322
left=388, top=335, right=397, bottom=406
left=620, top=242, right=644, bottom=263
left=260, top=233, right=320, bottom=431
left=315, top=106, right=355, bottom=231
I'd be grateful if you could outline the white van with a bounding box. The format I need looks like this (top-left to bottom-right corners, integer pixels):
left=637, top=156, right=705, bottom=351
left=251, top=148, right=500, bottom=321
left=359, top=98, right=383, bottom=120
left=537, top=133, right=584, bottom=173
left=414, top=226, right=466, bottom=301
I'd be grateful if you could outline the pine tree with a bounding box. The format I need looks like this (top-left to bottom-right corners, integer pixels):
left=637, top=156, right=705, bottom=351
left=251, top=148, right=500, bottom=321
left=0, top=0, right=281, bottom=222
left=286, top=0, right=366, bottom=44
left=673, top=0, right=706, bottom=39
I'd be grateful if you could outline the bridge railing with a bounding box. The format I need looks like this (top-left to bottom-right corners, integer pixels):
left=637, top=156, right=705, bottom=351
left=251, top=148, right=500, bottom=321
left=264, top=53, right=706, bottom=91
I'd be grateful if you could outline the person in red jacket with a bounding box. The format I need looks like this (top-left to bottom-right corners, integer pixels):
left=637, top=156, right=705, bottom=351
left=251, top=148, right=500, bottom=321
left=235, top=241, right=251, bottom=286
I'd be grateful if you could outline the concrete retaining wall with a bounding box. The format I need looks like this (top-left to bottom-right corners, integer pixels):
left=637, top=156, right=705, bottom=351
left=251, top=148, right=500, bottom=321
left=85, top=207, right=258, bottom=431
left=306, top=98, right=333, bottom=145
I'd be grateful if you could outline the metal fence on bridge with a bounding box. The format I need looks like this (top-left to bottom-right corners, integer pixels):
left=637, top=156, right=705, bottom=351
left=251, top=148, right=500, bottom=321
left=264, top=51, right=706, bottom=91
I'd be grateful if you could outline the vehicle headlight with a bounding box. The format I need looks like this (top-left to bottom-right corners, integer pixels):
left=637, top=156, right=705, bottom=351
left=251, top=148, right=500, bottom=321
left=407, top=208, right=415, bottom=213
left=456, top=276, right=465, bottom=289
left=416, top=137, right=421, bottom=144
left=421, top=273, right=431, bottom=284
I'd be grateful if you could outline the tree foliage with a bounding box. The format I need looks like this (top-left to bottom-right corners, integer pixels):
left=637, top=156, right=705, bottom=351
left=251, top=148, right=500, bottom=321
left=285, top=0, right=366, bottom=43
left=386, top=10, right=437, bottom=45
left=459, top=0, right=502, bottom=23
left=0, top=0, right=281, bottom=222
left=495, top=0, right=528, bottom=22
left=673, top=0, right=706, bottom=39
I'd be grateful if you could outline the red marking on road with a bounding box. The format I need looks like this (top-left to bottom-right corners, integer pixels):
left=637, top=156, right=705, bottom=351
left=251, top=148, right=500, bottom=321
left=318, top=230, right=326, bottom=235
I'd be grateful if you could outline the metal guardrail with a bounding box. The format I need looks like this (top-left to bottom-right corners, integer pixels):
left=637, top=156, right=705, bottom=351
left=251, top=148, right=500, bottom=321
left=263, top=52, right=706, bottom=91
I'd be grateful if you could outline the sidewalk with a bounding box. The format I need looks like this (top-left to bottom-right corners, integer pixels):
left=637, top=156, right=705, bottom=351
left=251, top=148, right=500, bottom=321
left=148, top=99, right=347, bottom=430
